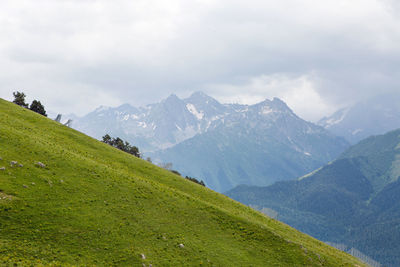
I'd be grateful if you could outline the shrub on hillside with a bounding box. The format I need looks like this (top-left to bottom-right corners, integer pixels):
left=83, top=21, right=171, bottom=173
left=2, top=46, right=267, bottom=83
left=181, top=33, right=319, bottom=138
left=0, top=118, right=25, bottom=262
left=30, top=100, right=47, bottom=117
left=13, top=91, right=29, bottom=108
left=12, top=91, right=47, bottom=117
left=185, top=176, right=206, bottom=187
left=102, top=134, right=141, bottom=158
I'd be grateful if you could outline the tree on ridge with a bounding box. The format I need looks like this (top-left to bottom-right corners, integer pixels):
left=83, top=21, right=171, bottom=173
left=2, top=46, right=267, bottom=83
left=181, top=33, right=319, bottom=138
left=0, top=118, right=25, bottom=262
left=13, top=91, right=29, bottom=108
left=30, top=100, right=47, bottom=117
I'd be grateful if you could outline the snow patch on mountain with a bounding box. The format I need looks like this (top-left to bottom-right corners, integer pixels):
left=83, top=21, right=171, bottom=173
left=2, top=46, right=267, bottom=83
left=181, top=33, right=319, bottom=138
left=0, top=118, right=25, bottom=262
left=138, top=122, right=147, bottom=128
left=130, top=114, right=139, bottom=120
left=175, top=124, right=182, bottom=131
left=186, top=103, right=204, bottom=120
left=322, top=108, right=349, bottom=128
left=260, top=106, right=273, bottom=115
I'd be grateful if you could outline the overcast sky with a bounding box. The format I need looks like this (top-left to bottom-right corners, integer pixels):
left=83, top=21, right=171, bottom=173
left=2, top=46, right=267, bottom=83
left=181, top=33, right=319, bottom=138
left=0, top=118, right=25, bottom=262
left=0, top=0, right=399, bottom=121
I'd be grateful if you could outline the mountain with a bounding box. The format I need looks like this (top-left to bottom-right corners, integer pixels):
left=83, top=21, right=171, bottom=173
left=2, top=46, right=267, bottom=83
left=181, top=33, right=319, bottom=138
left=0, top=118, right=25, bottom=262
left=0, top=98, right=365, bottom=266
left=72, top=92, right=349, bottom=192
left=226, top=128, right=400, bottom=266
left=73, top=92, right=230, bottom=152
left=318, top=93, right=400, bottom=144
left=149, top=97, right=349, bottom=192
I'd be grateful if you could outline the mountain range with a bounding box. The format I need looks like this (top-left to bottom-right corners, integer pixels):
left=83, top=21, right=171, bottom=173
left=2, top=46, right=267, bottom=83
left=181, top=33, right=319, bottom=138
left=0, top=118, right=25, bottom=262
left=226, top=128, right=400, bottom=266
left=72, top=92, right=349, bottom=192
left=73, top=92, right=231, bottom=152
left=318, top=93, right=400, bottom=144
left=149, top=97, right=349, bottom=192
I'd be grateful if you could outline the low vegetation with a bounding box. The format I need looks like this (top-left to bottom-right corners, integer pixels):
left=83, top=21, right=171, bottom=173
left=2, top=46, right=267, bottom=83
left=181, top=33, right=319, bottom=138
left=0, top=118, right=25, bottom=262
left=185, top=175, right=206, bottom=187
left=13, top=91, right=47, bottom=117
left=102, top=134, right=140, bottom=158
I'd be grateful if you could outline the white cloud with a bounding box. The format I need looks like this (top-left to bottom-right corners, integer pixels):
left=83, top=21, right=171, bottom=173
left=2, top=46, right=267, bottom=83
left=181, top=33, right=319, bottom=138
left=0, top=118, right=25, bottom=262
left=206, top=73, right=336, bottom=121
left=0, top=0, right=399, bottom=118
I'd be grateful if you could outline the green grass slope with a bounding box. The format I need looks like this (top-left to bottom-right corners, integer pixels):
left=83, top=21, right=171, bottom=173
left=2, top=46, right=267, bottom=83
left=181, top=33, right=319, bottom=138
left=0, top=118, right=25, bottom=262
left=0, top=99, right=364, bottom=266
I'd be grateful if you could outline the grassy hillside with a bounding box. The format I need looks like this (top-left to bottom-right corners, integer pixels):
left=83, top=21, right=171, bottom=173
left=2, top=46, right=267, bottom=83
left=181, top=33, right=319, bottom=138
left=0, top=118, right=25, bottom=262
left=0, top=99, right=364, bottom=266
left=227, top=129, right=400, bottom=266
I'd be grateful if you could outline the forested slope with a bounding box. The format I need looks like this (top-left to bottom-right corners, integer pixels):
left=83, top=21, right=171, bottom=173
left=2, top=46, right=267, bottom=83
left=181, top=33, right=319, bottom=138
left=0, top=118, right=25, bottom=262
left=227, top=129, right=400, bottom=266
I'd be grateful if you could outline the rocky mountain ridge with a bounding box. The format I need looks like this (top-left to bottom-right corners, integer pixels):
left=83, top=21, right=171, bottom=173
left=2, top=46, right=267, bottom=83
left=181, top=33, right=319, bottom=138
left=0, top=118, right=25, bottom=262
left=318, top=93, right=400, bottom=144
left=72, top=92, right=349, bottom=192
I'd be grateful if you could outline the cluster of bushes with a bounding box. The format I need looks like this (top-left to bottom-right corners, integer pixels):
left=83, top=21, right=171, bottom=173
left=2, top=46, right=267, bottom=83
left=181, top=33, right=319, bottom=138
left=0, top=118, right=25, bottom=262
left=159, top=163, right=206, bottom=187
left=12, top=91, right=47, bottom=117
left=101, top=135, right=205, bottom=186
left=102, top=134, right=140, bottom=158
left=184, top=175, right=206, bottom=187
left=168, top=169, right=206, bottom=187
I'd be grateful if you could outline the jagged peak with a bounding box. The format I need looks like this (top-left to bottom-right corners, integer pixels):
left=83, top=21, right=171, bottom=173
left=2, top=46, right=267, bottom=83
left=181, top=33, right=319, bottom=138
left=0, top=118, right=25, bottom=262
left=115, top=103, right=140, bottom=114
left=171, top=93, right=179, bottom=98
left=271, top=97, right=292, bottom=111
left=253, top=97, right=295, bottom=117
left=190, top=91, right=208, bottom=98
left=186, top=91, right=219, bottom=103
left=161, top=94, right=183, bottom=105
left=256, top=97, right=283, bottom=107
left=272, top=97, right=285, bottom=104
left=117, top=103, right=134, bottom=109
left=165, top=93, right=180, bottom=100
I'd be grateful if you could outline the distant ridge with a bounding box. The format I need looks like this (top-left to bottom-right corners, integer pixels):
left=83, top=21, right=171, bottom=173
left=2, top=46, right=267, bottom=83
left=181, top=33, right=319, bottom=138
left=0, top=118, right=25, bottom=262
left=149, top=94, right=349, bottom=192
left=73, top=92, right=230, bottom=152
left=73, top=92, right=349, bottom=192
left=227, top=128, right=400, bottom=266
left=318, top=93, right=400, bottom=144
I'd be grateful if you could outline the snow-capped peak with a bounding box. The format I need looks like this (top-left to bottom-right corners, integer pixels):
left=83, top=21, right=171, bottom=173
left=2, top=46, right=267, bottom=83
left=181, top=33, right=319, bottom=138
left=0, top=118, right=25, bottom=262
left=319, top=107, right=350, bottom=128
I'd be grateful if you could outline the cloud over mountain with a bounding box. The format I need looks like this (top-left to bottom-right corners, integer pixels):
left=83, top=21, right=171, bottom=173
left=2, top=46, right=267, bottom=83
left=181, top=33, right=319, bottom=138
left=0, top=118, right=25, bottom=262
left=0, top=0, right=399, bottom=120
